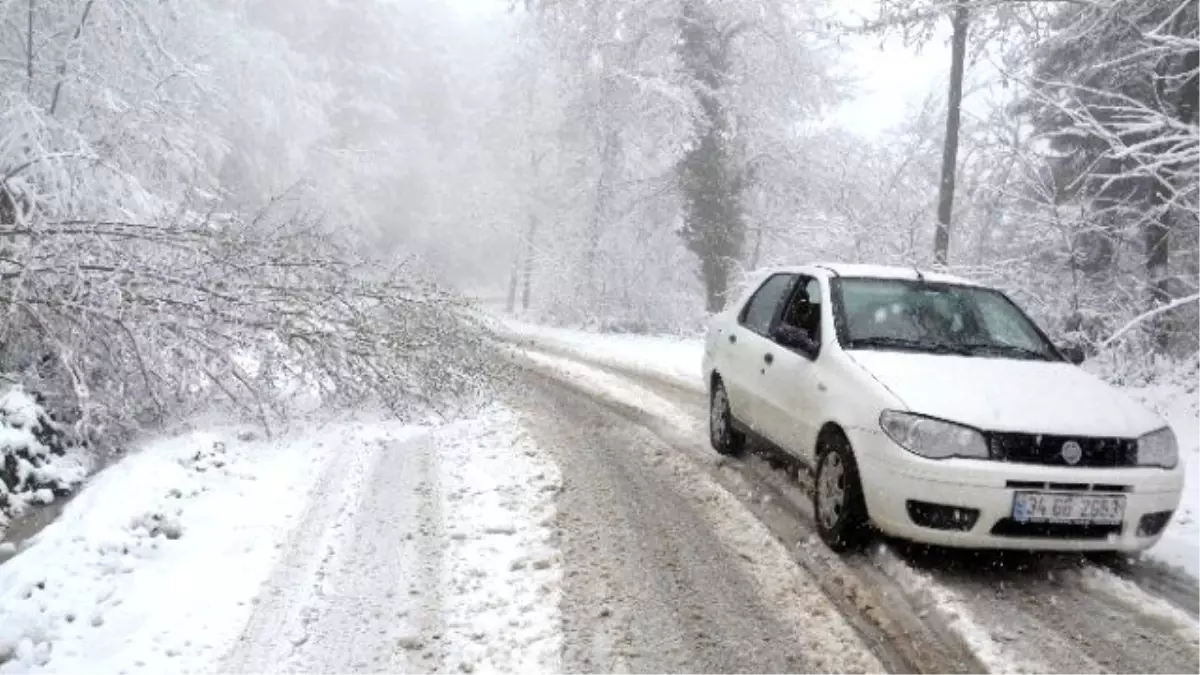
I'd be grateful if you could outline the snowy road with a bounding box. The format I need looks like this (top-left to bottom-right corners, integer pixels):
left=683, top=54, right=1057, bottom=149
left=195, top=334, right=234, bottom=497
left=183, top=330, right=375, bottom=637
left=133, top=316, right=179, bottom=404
left=3, top=328, right=1196, bottom=674
left=196, top=342, right=1200, bottom=674
left=510, top=364, right=881, bottom=673
left=507, top=338, right=1200, bottom=674
left=213, top=352, right=886, bottom=674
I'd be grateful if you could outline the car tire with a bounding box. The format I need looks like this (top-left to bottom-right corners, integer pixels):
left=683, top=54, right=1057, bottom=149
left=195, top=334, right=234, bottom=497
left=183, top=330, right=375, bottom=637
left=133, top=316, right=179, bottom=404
left=813, top=431, right=870, bottom=552
left=709, top=379, right=745, bottom=456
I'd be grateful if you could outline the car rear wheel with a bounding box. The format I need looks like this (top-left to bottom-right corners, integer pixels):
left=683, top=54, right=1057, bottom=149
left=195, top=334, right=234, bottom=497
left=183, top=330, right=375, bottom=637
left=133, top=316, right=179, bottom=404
left=814, top=432, right=870, bottom=552
left=709, top=380, right=745, bottom=456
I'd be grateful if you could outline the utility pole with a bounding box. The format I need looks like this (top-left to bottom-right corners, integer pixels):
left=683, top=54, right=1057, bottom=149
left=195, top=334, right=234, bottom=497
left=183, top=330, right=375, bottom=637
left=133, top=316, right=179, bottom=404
left=934, top=1, right=969, bottom=266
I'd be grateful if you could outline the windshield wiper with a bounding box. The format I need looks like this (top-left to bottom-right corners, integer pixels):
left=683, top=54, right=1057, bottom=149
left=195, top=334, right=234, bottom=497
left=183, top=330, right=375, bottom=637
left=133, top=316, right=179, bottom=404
left=847, top=336, right=971, bottom=356
left=958, top=342, right=1052, bottom=361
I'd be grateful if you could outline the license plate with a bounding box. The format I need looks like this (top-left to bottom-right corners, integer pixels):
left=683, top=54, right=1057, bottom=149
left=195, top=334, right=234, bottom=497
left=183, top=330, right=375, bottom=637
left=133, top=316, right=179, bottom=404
left=1011, top=491, right=1126, bottom=524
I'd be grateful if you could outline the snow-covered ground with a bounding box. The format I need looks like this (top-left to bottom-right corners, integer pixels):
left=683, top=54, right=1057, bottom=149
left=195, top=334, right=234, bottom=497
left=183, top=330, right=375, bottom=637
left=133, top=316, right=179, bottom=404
left=0, top=417, right=339, bottom=673
left=497, top=317, right=1200, bottom=579
left=0, top=406, right=561, bottom=674
left=492, top=319, right=706, bottom=394
left=432, top=408, right=562, bottom=673
left=1120, top=375, right=1200, bottom=576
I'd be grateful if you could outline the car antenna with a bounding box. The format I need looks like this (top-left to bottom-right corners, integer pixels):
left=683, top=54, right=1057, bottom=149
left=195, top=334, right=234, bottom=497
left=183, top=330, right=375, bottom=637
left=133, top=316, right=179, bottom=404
left=913, top=265, right=926, bottom=284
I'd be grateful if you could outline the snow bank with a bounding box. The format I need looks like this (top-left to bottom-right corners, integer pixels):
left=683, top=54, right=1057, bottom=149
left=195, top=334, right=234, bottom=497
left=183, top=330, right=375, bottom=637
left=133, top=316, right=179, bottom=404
left=0, top=386, right=90, bottom=537
left=0, top=415, right=398, bottom=673
left=1119, top=370, right=1199, bottom=577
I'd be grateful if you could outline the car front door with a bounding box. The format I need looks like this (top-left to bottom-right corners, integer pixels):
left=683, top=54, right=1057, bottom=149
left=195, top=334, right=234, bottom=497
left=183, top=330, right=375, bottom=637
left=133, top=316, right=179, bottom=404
left=756, top=275, right=826, bottom=464
left=723, top=273, right=797, bottom=437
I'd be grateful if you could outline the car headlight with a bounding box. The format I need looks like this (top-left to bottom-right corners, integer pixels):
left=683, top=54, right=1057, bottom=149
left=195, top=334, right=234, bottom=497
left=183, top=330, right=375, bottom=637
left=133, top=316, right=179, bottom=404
left=879, top=411, right=989, bottom=460
left=1137, top=427, right=1178, bottom=469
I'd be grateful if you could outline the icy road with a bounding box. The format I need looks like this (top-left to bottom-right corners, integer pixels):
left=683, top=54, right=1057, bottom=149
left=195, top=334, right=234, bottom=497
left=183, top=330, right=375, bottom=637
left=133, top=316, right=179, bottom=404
left=1, top=329, right=1198, bottom=674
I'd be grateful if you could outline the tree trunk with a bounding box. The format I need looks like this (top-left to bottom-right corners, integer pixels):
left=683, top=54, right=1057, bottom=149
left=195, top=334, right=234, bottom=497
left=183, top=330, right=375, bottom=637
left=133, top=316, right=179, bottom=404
left=584, top=130, right=619, bottom=309
left=934, top=2, right=968, bottom=266
left=48, top=0, right=95, bottom=117
left=749, top=225, right=763, bottom=271
left=26, top=0, right=35, bottom=90
left=521, top=212, right=538, bottom=311
left=1142, top=177, right=1173, bottom=352
left=505, top=248, right=519, bottom=313
left=676, top=0, right=745, bottom=313
left=1142, top=18, right=1198, bottom=351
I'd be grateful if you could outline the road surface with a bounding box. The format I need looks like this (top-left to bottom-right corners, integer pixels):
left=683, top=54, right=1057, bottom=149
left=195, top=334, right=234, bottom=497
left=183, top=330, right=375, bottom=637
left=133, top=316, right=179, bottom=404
left=219, top=340, right=1200, bottom=674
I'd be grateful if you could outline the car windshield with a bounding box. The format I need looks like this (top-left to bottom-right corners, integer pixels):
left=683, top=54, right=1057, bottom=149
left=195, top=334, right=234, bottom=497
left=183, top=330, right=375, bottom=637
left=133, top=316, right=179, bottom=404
left=834, top=277, right=1059, bottom=360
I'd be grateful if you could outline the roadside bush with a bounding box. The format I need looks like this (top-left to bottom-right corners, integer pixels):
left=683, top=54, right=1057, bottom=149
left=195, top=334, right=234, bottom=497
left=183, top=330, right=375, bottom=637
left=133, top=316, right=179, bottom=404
left=0, top=386, right=89, bottom=535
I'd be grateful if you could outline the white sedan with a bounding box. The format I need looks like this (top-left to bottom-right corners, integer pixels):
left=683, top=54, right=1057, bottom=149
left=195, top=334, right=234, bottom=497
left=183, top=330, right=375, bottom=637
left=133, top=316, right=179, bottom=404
left=702, top=263, right=1184, bottom=553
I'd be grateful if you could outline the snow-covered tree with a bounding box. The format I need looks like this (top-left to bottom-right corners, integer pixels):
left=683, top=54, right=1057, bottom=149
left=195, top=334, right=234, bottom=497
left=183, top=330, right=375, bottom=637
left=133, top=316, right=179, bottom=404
left=0, top=0, right=498, bottom=449
left=496, top=0, right=843, bottom=326
left=1018, top=0, right=1198, bottom=352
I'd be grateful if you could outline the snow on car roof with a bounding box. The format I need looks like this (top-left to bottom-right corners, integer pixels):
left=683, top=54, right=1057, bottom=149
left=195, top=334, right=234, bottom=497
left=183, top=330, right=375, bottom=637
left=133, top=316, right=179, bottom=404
left=774, top=262, right=983, bottom=287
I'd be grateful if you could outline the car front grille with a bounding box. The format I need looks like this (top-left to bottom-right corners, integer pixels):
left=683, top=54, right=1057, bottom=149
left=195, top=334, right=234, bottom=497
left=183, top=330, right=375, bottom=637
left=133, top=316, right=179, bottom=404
left=988, top=432, right=1136, bottom=468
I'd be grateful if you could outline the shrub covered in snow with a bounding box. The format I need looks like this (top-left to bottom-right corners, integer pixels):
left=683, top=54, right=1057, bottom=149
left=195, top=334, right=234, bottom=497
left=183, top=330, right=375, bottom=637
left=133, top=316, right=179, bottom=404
left=0, top=386, right=89, bottom=536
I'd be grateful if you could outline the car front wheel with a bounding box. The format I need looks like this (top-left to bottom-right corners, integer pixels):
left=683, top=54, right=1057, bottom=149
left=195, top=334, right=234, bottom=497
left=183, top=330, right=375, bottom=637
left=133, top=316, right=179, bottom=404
left=813, top=432, right=870, bottom=552
left=709, top=380, right=745, bottom=456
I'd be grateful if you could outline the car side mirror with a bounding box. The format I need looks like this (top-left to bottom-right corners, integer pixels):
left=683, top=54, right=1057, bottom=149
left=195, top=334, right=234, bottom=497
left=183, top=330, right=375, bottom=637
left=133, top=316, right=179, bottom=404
left=773, top=324, right=819, bottom=356
left=1060, top=344, right=1085, bottom=365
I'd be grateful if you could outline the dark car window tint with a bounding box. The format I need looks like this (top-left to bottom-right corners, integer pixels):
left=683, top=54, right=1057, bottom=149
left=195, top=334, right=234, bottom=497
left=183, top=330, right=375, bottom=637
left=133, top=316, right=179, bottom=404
left=740, top=274, right=795, bottom=335
left=781, top=276, right=822, bottom=338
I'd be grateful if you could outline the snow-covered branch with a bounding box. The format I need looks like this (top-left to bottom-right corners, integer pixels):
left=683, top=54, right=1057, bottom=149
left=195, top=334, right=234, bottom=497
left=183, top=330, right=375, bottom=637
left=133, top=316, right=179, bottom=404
left=1102, top=293, right=1200, bottom=347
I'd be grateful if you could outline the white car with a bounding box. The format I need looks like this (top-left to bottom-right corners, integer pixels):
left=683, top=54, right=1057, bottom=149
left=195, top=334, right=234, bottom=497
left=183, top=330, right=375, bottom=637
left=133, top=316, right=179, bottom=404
left=702, top=263, right=1184, bottom=553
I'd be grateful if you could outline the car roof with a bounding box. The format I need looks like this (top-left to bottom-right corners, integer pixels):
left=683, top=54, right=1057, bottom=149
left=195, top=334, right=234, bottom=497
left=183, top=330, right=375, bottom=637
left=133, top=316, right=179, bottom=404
left=770, top=262, right=983, bottom=287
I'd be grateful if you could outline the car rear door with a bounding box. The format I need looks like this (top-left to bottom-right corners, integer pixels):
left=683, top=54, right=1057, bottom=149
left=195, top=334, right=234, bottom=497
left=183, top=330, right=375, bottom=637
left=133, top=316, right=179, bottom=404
left=722, top=273, right=797, bottom=436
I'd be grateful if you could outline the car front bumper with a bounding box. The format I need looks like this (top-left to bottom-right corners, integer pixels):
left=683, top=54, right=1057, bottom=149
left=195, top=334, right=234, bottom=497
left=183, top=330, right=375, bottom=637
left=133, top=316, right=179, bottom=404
left=849, top=426, right=1185, bottom=552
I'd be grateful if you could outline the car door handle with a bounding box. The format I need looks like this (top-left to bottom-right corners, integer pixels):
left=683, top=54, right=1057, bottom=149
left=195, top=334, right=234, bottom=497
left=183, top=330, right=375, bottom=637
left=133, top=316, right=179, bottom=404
left=764, top=352, right=774, bottom=365
left=729, top=334, right=737, bottom=344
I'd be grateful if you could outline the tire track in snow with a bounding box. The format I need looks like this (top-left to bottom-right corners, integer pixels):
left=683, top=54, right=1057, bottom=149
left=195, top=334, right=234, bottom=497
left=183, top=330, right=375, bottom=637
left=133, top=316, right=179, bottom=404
left=220, top=426, right=391, bottom=672
left=435, top=407, right=562, bottom=674
left=221, top=410, right=564, bottom=674
left=507, top=364, right=883, bottom=674
left=221, top=425, right=442, bottom=673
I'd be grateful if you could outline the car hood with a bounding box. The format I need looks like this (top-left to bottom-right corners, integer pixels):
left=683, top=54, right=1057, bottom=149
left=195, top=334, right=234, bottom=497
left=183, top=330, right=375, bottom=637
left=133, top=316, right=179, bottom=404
left=847, top=351, right=1164, bottom=438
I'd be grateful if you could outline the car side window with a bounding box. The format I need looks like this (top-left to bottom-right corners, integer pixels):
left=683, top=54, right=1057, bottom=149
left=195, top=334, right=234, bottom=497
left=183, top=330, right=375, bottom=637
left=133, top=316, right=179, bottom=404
left=739, top=274, right=795, bottom=335
left=780, top=276, right=822, bottom=341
